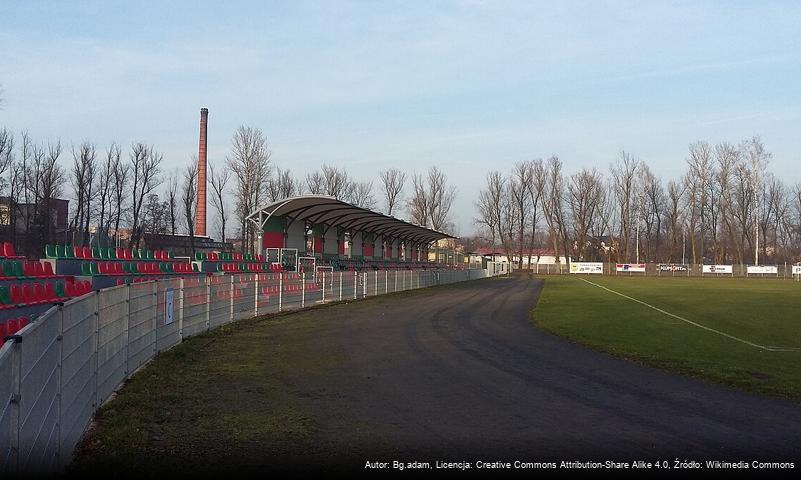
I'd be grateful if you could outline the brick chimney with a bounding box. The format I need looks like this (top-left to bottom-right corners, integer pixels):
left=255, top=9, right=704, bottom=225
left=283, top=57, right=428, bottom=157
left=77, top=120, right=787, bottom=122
left=195, top=107, right=208, bottom=237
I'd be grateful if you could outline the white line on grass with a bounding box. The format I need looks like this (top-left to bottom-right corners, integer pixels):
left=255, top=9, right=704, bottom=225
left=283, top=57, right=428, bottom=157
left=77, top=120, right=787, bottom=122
left=577, top=278, right=801, bottom=353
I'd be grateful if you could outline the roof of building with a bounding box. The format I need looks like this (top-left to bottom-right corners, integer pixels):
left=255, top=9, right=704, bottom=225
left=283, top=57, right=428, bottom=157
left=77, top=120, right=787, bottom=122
left=247, top=195, right=455, bottom=244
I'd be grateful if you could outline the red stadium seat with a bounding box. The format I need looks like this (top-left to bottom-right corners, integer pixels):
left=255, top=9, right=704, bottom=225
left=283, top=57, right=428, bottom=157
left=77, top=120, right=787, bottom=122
left=0, top=321, right=6, bottom=338
left=33, top=283, right=46, bottom=303
left=45, top=282, right=56, bottom=300
left=22, top=284, right=34, bottom=304
left=3, top=242, right=15, bottom=258
left=23, top=262, right=35, bottom=277
left=10, top=284, right=23, bottom=304
left=18, top=316, right=29, bottom=330
left=6, top=318, right=19, bottom=335
left=82, top=246, right=92, bottom=259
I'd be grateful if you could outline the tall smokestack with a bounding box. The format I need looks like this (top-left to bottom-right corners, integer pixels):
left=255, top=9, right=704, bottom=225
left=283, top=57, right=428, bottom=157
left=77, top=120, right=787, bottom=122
left=195, top=107, right=208, bottom=237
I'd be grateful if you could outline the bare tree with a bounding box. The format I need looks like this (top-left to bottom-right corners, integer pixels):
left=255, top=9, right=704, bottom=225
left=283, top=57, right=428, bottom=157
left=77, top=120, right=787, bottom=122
left=427, top=166, right=456, bottom=231
left=166, top=169, right=179, bottom=236
left=541, top=156, right=570, bottom=266
left=305, top=171, right=325, bottom=195
left=227, top=126, right=270, bottom=253
left=567, top=168, right=604, bottom=261
left=182, top=162, right=198, bottom=254
left=111, top=155, right=129, bottom=245
left=407, top=173, right=429, bottom=226
left=475, top=171, right=504, bottom=249
left=348, top=180, right=376, bottom=209
left=266, top=167, right=299, bottom=202
left=70, top=141, right=97, bottom=246
left=379, top=168, right=406, bottom=215
left=96, top=143, right=120, bottom=245
left=129, top=143, right=163, bottom=248
left=209, top=162, right=231, bottom=243
left=610, top=151, right=640, bottom=262
left=37, top=140, right=65, bottom=247
left=665, top=179, right=686, bottom=262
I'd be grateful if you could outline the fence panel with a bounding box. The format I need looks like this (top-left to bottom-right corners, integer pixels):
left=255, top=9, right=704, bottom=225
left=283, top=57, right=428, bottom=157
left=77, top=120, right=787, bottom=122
left=0, top=341, right=13, bottom=474
left=17, top=310, right=60, bottom=473
left=156, top=279, right=181, bottom=352
left=233, top=274, right=257, bottom=322
left=182, top=277, right=208, bottom=338
left=256, top=274, right=280, bottom=315
left=209, top=276, right=231, bottom=328
left=59, top=296, right=96, bottom=465
left=127, top=283, right=156, bottom=374
left=97, top=286, right=129, bottom=405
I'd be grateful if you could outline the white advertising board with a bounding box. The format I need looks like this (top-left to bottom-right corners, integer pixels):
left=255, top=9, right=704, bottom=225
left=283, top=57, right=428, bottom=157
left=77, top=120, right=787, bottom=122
left=793, top=266, right=801, bottom=275
left=616, top=263, right=646, bottom=273
left=702, top=265, right=733, bottom=274
left=658, top=264, right=688, bottom=272
left=747, top=265, right=778, bottom=275
left=569, top=262, right=603, bottom=274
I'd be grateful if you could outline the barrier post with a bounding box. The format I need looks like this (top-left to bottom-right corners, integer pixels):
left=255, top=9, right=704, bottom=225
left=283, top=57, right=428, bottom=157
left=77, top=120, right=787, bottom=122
left=374, top=271, right=378, bottom=296
left=205, top=276, right=211, bottom=332
left=178, top=278, right=184, bottom=343
left=385, top=270, right=388, bottom=294
left=279, top=273, right=283, bottom=312
left=301, top=272, right=306, bottom=308
left=254, top=274, right=259, bottom=316
left=124, top=284, right=131, bottom=377
left=152, top=281, right=158, bottom=355
left=322, top=272, right=326, bottom=304
left=55, top=305, right=64, bottom=467
left=229, top=275, right=235, bottom=323
left=8, top=334, right=22, bottom=473
left=93, top=291, right=100, bottom=409
left=394, top=270, right=398, bottom=292
left=339, top=271, right=343, bottom=301
left=353, top=271, right=357, bottom=300
left=363, top=272, right=367, bottom=298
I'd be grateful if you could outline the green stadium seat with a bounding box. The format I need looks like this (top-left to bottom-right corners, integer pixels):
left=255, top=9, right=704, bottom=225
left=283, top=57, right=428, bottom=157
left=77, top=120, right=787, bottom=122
left=64, top=245, right=74, bottom=258
left=90, top=263, right=100, bottom=275
left=108, top=247, right=116, bottom=259
left=55, top=282, right=66, bottom=298
left=92, top=247, right=101, bottom=259
left=45, top=244, right=57, bottom=258
left=0, top=285, right=10, bottom=305
left=81, top=263, right=92, bottom=275
left=146, top=250, right=154, bottom=260
left=12, top=262, right=24, bottom=278
left=195, top=252, right=203, bottom=261
left=192, top=263, right=199, bottom=272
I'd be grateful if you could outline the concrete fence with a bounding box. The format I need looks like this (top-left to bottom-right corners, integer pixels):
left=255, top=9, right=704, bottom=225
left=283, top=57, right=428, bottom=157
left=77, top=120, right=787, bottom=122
left=0, top=268, right=492, bottom=475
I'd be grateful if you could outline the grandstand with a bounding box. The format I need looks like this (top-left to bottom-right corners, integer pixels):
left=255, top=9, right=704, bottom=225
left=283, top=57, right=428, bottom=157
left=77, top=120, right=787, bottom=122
left=0, top=196, right=464, bottom=340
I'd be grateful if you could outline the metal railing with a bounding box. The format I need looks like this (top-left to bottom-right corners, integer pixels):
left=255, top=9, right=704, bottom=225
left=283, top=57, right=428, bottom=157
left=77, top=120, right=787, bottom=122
left=0, top=268, right=492, bottom=474
left=526, top=262, right=801, bottom=278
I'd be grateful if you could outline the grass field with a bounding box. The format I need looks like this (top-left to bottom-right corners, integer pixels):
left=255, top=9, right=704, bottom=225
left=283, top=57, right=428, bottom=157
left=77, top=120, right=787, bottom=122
left=533, top=275, right=801, bottom=402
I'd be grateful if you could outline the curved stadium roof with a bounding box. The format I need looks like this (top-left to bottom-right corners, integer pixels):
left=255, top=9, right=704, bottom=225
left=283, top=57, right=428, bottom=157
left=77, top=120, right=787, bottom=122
left=246, top=195, right=455, bottom=244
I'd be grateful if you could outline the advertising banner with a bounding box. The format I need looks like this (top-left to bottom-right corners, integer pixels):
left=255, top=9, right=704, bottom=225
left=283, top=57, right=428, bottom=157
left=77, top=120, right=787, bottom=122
left=658, top=264, right=688, bottom=272
left=615, top=263, right=646, bottom=273
left=702, top=265, right=733, bottom=274
left=569, top=262, right=604, bottom=274
left=747, top=265, right=778, bottom=275
left=793, top=266, right=801, bottom=275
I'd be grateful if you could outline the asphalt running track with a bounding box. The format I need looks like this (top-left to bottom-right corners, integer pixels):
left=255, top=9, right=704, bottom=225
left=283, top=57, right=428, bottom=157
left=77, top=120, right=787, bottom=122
left=276, top=277, right=801, bottom=466
left=76, top=276, right=801, bottom=474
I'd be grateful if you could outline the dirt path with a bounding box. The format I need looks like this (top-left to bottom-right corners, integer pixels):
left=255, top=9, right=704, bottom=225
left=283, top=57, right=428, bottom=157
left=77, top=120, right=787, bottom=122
left=70, top=277, right=801, bottom=475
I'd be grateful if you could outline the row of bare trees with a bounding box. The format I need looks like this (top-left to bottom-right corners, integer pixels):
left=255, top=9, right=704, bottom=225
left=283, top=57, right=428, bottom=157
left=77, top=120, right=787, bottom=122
left=476, top=136, right=801, bottom=266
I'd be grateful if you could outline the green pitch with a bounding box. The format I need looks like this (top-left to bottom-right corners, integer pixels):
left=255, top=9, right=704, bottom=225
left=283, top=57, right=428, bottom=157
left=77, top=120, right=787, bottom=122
left=533, top=275, right=801, bottom=402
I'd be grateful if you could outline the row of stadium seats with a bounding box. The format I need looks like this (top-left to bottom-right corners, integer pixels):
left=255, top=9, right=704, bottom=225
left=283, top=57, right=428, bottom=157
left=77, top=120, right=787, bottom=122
left=45, top=244, right=179, bottom=261
left=1, top=315, right=32, bottom=337
left=1, top=260, right=60, bottom=279
left=218, top=263, right=284, bottom=273
left=0, top=242, right=24, bottom=259
left=81, top=261, right=197, bottom=276
left=195, top=251, right=264, bottom=262
left=0, top=280, right=92, bottom=310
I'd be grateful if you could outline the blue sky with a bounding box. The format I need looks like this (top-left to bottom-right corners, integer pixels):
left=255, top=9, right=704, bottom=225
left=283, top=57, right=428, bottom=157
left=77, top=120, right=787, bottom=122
left=2, top=1, right=800, bottom=234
